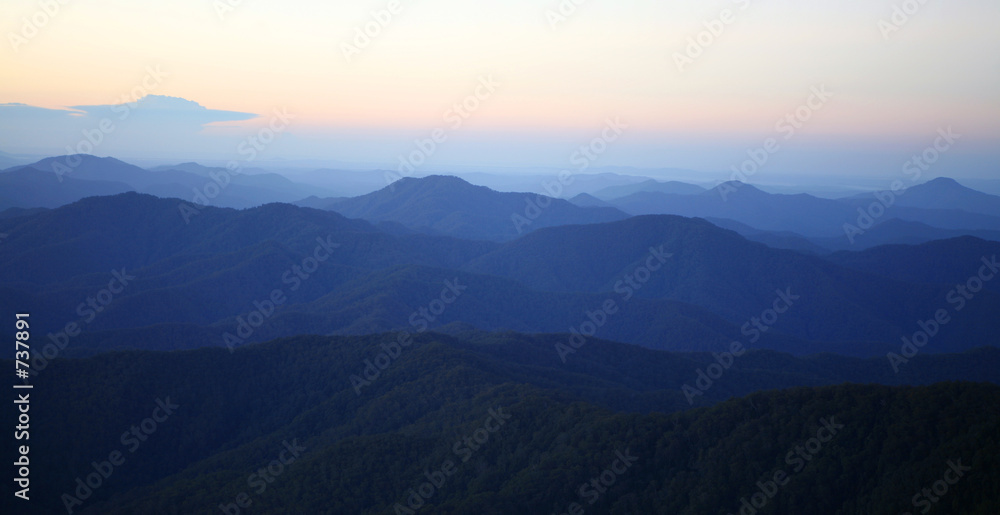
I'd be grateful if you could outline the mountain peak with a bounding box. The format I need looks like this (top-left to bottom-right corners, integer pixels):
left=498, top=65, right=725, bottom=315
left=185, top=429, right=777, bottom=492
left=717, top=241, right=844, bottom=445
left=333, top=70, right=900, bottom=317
left=26, top=154, right=133, bottom=170
left=922, top=177, right=965, bottom=189
left=332, top=174, right=627, bottom=240
left=396, top=174, right=476, bottom=186
left=884, top=176, right=1000, bottom=218
left=907, top=176, right=990, bottom=197
left=386, top=175, right=493, bottom=195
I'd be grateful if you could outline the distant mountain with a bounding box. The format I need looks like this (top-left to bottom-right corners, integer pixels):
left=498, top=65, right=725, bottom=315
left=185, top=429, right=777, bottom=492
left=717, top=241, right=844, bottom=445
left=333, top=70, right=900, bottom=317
left=706, top=217, right=830, bottom=255
left=0, top=192, right=488, bottom=287
left=812, top=218, right=1000, bottom=251
left=149, top=162, right=276, bottom=176
left=293, top=195, right=347, bottom=210
left=8, top=154, right=160, bottom=187
left=609, top=182, right=854, bottom=236
left=0, top=194, right=792, bottom=357
left=866, top=177, right=1000, bottom=218
left=593, top=179, right=705, bottom=200
left=148, top=161, right=215, bottom=176
left=463, top=215, right=1000, bottom=348
left=0, top=166, right=134, bottom=209
left=147, top=164, right=328, bottom=204
left=326, top=175, right=630, bottom=241
left=567, top=192, right=613, bottom=208
left=2, top=155, right=330, bottom=209
left=709, top=217, right=1000, bottom=254
left=3, top=193, right=999, bottom=357
left=608, top=180, right=1000, bottom=237
left=456, top=171, right=653, bottom=198
left=826, top=236, right=1000, bottom=293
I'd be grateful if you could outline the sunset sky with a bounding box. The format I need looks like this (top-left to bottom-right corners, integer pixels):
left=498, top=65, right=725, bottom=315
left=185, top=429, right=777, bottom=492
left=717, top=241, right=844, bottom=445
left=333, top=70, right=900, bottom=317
left=2, top=0, right=998, bottom=177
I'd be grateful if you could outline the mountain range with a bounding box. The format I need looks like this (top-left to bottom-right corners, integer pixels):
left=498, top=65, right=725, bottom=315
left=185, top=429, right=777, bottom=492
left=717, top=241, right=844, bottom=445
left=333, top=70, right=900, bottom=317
left=300, top=175, right=629, bottom=241
left=0, top=155, right=329, bottom=210
left=2, top=191, right=999, bottom=359
left=5, top=155, right=1000, bottom=254
left=605, top=179, right=1000, bottom=237
left=3, top=154, right=1000, bottom=513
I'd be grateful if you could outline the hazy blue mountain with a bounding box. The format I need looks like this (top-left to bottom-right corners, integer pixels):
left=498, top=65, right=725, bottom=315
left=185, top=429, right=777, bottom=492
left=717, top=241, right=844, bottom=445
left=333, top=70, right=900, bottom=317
left=608, top=182, right=855, bottom=236
left=567, top=192, right=614, bottom=208
left=0, top=192, right=493, bottom=286
left=326, top=175, right=631, bottom=241
left=147, top=162, right=270, bottom=177
left=8, top=154, right=164, bottom=188
left=0, top=194, right=805, bottom=357
left=148, top=166, right=329, bottom=206
left=293, top=195, right=348, bottom=210
left=610, top=180, right=1000, bottom=237
left=844, top=203, right=1000, bottom=232
left=709, top=216, right=1000, bottom=253
left=4, top=193, right=1000, bottom=358
left=456, top=170, right=653, bottom=198
left=812, top=217, right=1000, bottom=251
left=593, top=178, right=706, bottom=200
left=825, top=236, right=1000, bottom=293
left=4, top=155, right=333, bottom=209
left=856, top=177, right=1000, bottom=218
left=706, top=217, right=830, bottom=255
left=463, top=214, right=1000, bottom=348
left=149, top=161, right=217, bottom=176
left=0, top=166, right=134, bottom=209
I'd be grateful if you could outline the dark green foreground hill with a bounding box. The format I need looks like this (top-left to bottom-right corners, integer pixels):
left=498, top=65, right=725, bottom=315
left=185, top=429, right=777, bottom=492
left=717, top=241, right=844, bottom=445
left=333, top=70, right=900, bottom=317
left=4, top=332, right=999, bottom=514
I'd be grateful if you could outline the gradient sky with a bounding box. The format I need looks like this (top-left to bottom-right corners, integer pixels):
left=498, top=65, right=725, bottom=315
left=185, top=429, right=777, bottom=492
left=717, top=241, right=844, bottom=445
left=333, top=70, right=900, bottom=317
left=1, top=0, right=999, bottom=178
